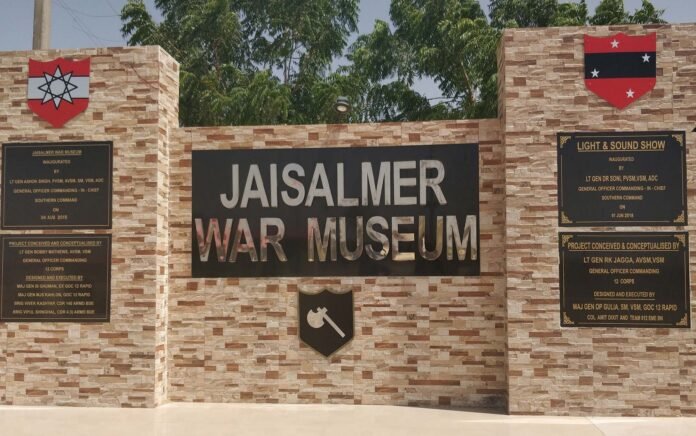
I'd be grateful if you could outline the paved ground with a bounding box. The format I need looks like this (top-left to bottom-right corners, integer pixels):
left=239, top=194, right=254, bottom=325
left=1, top=403, right=696, bottom=435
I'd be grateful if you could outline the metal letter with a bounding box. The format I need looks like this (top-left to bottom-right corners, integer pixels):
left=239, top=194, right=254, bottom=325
left=240, top=164, right=270, bottom=208
left=361, top=162, right=391, bottom=206
left=339, top=216, right=363, bottom=260
left=391, top=216, right=415, bottom=261
left=337, top=163, right=359, bottom=207
left=446, top=215, right=477, bottom=260
left=270, top=163, right=278, bottom=207
left=219, top=164, right=239, bottom=209
left=260, top=217, right=287, bottom=262
left=281, top=163, right=305, bottom=206
left=305, top=163, right=335, bottom=207
left=194, top=218, right=233, bottom=262
left=365, top=216, right=389, bottom=260
left=230, top=218, right=258, bottom=262
left=418, top=216, right=443, bottom=260
left=307, top=217, right=337, bottom=262
left=393, top=161, right=417, bottom=205
left=419, top=160, right=447, bottom=205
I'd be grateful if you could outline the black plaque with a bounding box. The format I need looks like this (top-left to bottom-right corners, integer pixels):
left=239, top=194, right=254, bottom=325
left=299, top=289, right=354, bottom=358
left=2, top=141, right=113, bottom=229
left=192, top=144, right=479, bottom=277
left=0, top=235, right=111, bottom=322
left=557, top=132, right=686, bottom=226
left=559, top=232, right=690, bottom=328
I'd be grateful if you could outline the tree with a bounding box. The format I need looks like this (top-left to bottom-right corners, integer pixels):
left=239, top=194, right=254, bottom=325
left=552, top=1, right=589, bottom=26
left=340, top=20, right=434, bottom=122
left=390, top=0, right=499, bottom=118
left=240, top=0, right=358, bottom=84
left=121, top=0, right=358, bottom=126
left=629, top=0, right=666, bottom=24
left=489, top=0, right=560, bottom=28
left=343, top=0, right=499, bottom=121
left=490, top=0, right=664, bottom=27
left=589, top=0, right=666, bottom=25
left=344, top=0, right=665, bottom=121
left=590, top=0, right=627, bottom=24
left=121, top=0, right=667, bottom=125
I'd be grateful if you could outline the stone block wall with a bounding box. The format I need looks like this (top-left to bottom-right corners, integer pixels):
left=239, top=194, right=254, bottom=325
left=0, top=47, right=178, bottom=407
left=501, top=24, right=696, bottom=416
left=1, top=23, right=695, bottom=416
left=168, top=121, right=507, bottom=409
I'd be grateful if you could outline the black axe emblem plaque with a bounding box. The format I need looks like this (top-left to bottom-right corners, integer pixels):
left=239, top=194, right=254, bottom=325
left=298, top=289, right=354, bottom=357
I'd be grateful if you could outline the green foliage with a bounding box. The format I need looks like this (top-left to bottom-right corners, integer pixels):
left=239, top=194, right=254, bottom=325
left=121, top=0, right=667, bottom=125
left=629, top=0, right=666, bottom=24
left=489, top=0, right=560, bottom=28
left=311, top=0, right=501, bottom=121
left=388, top=0, right=499, bottom=118
left=241, top=0, right=358, bottom=83
left=346, top=0, right=665, bottom=121
left=552, top=1, right=589, bottom=27
left=121, top=0, right=357, bottom=126
left=590, top=0, right=627, bottom=24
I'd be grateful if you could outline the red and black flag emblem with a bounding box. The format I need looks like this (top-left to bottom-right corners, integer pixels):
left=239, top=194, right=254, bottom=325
left=584, top=33, right=656, bottom=109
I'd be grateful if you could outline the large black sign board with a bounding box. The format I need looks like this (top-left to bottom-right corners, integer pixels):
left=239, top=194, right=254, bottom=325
left=192, top=143, right=479, bottom=277
left=557, top=132, right=686, bottom=226
left=0, top=235, right=111, bottom=322
left=559, top=232, right=690, bottom=328
left=2, top=141, right=113, bottom=229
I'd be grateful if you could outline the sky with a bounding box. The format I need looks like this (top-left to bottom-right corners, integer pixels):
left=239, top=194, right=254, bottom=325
left=0, top=0, right=693, bottom=98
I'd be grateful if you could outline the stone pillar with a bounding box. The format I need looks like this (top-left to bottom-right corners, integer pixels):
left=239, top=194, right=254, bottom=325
left=0, top=47, right=178, bottom=407
left=502, top=24, right=696, bottom=416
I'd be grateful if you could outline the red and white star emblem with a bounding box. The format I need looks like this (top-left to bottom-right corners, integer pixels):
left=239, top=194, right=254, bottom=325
left=27, top=57, right=91, bottom=128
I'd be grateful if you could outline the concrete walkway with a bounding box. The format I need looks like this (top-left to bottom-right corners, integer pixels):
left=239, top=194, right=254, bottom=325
left=1, top=403, right=696, bottom=435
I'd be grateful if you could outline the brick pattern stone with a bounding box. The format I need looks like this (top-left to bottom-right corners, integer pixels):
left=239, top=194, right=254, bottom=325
left=168, top=121, right=507, bottom=409
left=0, top=47, right=178, bottom=407
left=155, top=48, right=180, bottom=406
left=502, top=24, right=696, bottom=416
left=2, top=22, right=694, bottom=415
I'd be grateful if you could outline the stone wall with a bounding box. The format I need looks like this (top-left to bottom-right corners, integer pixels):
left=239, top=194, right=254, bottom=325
left=168, top=121, right=507, bottom=409
left=0, top=47, right=178, bottom=407
left=501, top=24, right=696, bottom=416
left=155, top=47, right=180, bottom=407
left=1, top=23, right=696, bottom=416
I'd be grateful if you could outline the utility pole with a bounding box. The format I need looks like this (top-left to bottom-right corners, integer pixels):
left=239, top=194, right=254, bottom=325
left=33, top=0, right=52, bottom=50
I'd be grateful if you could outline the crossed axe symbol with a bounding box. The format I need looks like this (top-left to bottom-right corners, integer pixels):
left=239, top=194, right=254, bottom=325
left=306, top=307, right=345, bottom=338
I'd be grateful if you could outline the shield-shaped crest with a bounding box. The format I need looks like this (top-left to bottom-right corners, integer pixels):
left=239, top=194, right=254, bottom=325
left=27, top=57, right=91, bottom=128
left=584, top=33, right=656, bottom=109
left=298, top=289, right=354, bottom=358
